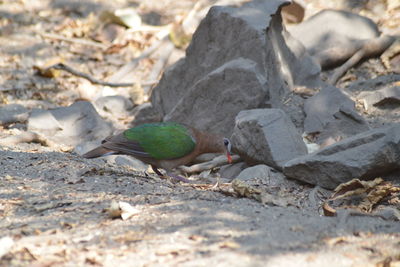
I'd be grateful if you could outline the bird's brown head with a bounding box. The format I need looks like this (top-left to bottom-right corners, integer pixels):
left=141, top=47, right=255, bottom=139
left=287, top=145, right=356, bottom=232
left=195, top=129, right=233, bottom=164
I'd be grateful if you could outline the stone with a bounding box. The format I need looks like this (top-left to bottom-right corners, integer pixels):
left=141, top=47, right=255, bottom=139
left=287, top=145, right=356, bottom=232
left=304, top=85, right=370, bottom=144
left=218, top=162, right=248, bottom=180
left=164, top=58, right=269, bottom=137
left=358, top=86, right=400, bottom=110
left=0, top=104, right=29, bottom=125
left=108, top=155, right=148, bottom=172
left=231, top=109, right=308, bottom=170
left=346, top=74, right=400, bottom=95
left=74, top=140, right=101, bottom=156
left=95, top=95, right=133, bottom=116
left=151, top=0, right=321, bottom=131
left=236, top=164, right=288, bottom=187
left=283, top=124, right=400, bottom=189
left=28, top=101, right=113, bottom=146
left=130, top=102, right=162, bottom=127
left=287, top=9, right=379, bottom=58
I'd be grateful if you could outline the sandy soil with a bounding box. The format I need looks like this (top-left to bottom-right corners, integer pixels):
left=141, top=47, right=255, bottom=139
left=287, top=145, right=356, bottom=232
left=1, top=143, right=400, bottom=266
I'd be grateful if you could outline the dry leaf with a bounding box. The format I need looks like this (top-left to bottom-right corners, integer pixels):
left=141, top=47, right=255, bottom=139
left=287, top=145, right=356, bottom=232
left=232, top=179, right=262, bottom=198
left=322, top=202, right=337, bottom=216
left=231, top=179, right=291, bottom=207
left=108, top=200, right=140, bottom=220
left=0, top=236, right=14, bottom=258
left=188, top=235, right=206, bottom=242
left=33, top=58, right=64, bottom=78
left=322, top=178, right=400, bottom=215
left=219, top=241, right=240, bottom=249
left=331, top=178, right=384, bottom=200
left=100, top=8, right=141, bottom=29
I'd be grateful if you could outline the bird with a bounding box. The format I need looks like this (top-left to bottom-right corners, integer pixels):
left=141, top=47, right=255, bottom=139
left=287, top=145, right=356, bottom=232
left=82, top=122, right=232, bottom=182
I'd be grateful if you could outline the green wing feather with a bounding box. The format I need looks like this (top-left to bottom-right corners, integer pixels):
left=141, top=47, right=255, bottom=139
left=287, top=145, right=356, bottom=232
left=123, top=122, right=196, bottom=160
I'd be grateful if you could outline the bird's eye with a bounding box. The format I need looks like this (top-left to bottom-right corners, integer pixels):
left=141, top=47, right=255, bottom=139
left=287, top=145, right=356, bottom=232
left=223, top=138, right=229, bottom=146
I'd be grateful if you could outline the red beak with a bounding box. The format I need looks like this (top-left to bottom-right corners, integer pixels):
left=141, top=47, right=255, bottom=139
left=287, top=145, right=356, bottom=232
left=227, top=152, right=232, bottom=164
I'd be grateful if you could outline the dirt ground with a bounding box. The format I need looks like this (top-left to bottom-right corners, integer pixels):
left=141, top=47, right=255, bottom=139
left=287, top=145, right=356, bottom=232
left=1, top=143, right=400, bottom=266
left=1, top=0, right=400, bottom=266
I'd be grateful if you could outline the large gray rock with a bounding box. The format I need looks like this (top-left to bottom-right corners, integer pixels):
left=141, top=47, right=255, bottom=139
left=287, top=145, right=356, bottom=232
left=231, top=109, right=308, bottom=170
left=283, top=124, right=400, bottom=189
left=28, top=101, right=113, bottom=146
left=287, top=9, right=379, bottom=68
left=151, top=0, right=321, bottom=135
left=164, top=58, right=269, bottom=137
left=304, top=85, right=370, bottom=144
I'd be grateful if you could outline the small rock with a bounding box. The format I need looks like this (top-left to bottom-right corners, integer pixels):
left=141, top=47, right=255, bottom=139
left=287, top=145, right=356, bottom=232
left=75, top=141, right=102, bottom=156
left=231, top=109, right=307, bottom=170
left=218, top=162, right=248, bottom=180
left=0, top=104, right=29, bottom=125
left=28, top=101, right=113, bottom=146
left=358, top=86, right=400, bottom=110
left=109, top=155, right=148, bottom=172
left=236, top=164, right=288, bottom=187
left=304, top=85, right=370, bottom=144
left=283, top=124, right=400, bottom=189
left=374, top=206, right=400, bottom=221
left=237, top=165, right=272, bottom=181
left=95, top=95, right=133, bottom=116
left=130, top=102, right=162, bottom=127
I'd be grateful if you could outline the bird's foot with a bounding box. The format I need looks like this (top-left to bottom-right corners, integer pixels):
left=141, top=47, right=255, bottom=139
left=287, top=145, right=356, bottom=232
left=210, top=176, right=221, bottom=190
left=166, top=172, right=191, bottom=183
left=151, top=165, right=191, bottom=183
left=211, top=181, right=220, bottom=190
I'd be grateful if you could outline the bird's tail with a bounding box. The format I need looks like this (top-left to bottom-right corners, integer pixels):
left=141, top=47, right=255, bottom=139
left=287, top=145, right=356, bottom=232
left=82, top=146, right=115, bottom=158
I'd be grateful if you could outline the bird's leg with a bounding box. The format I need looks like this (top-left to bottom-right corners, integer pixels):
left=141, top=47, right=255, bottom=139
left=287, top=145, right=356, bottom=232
left=151, top=165, right=190, bottom=183
left=151, top=165, right=164, bottom=177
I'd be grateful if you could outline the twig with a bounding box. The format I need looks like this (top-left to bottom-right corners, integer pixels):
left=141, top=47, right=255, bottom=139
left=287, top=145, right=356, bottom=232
left=48, top=63, right=156, bottom=87
left=0, top=131, right=40, bottom=146
left=126, top=24, right=171, bottom=34
left=0, top=87, right=18, bottom=92
left=178, top=155, right=242, bottom=174
left=0, top=131, right=56, bottom=147
left=37, top=31, right=108, bottom=49
left=107, top=34, right=170, bottom=83
left=329, top=35, right=395, bottom=85
left=315, top=40, right=365, bottom=70
left=142, top=40, right=175, bottom=95
left=0, top=131, right=73, bottom=151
